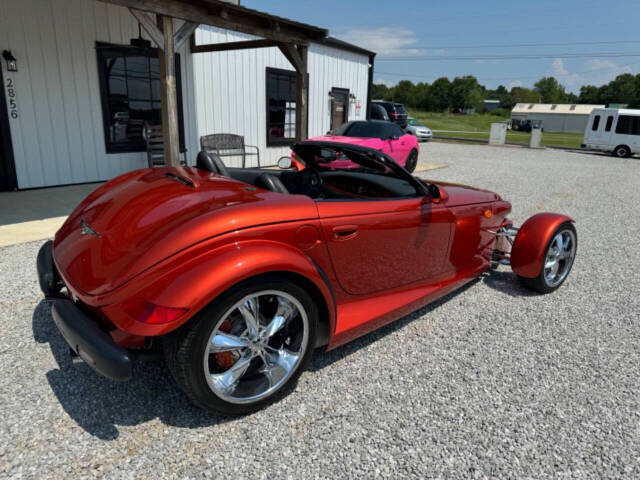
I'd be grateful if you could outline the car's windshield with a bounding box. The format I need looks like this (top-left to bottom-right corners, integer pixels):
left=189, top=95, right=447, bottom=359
left=394, top=104, right=407, bottom=114
left=292, top=143, right=421, bottom=198
left=333, top=121, right=394, bottom=139
left=408, top=118, right=423, bottom=126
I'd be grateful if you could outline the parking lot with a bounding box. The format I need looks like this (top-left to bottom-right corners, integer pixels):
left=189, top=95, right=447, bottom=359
left=1, top=142, right=639, bottom=478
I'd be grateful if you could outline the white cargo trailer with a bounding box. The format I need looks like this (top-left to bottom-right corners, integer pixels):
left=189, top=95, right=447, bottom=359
left=582, top=108, right=640, bottom=157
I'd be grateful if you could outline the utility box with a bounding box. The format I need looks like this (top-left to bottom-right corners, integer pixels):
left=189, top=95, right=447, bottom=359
left=489, top=122, right=507, bottom=145
left=529, top=127, right=543, bottom=148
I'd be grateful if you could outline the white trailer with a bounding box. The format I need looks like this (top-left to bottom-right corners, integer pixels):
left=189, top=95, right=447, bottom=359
left=582, top=108, right=640, bottom=157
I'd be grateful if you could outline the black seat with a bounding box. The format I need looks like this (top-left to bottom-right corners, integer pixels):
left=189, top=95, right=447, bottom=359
left=196, top=150, right=229, bottom=177
left=255, top=173, right=289, bottom=194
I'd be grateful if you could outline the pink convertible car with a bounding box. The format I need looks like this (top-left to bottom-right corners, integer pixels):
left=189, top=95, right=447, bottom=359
left=307, top=120, right=420, bottom=172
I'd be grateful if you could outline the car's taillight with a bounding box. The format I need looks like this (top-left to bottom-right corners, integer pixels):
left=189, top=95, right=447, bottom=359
left=122, top=298, right=188, bottom=324
left=391, top=112, right=398, bottom=118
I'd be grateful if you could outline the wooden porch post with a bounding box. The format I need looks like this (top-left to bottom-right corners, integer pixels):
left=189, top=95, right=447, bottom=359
left=156, top=15, right=180, bottom=166
left=295, top=45, right=308, bottom=142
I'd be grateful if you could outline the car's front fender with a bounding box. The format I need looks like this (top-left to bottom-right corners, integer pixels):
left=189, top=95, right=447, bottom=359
left=510, top=212, right=575, bottom=278
left=102, top=240, right=336, bottom=337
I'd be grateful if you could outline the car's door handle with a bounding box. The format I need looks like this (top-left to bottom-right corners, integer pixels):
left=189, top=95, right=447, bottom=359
left=400, top=141, right=406, bottom=145
left=332, top=225, right=358, bottom=241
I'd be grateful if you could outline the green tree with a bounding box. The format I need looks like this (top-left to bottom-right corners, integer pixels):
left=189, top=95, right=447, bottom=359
left=510, top=86, right=539, bottom=104
left=426, top=77, right=452, bottom=111
left=578, top=85, right=600, bottom=104
left=391, top=80, right=418, bottom=107
left=450, top=75, right=483, bottom=111
left=371, top=83, right=389, bottom=101
left=534, top=77, right=568, bottom=103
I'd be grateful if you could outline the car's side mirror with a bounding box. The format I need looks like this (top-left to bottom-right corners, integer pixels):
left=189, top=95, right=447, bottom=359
left=388, top=135, right=399, bottom=141
left=422, top=184, right=448, bottom=204
left=277, top=156, right=292, bottom=169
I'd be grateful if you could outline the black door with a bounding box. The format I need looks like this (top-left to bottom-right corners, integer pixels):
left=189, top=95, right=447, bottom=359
left=0, top=67, right=18, bottom=191
left=330, top=88, right=349, bottom=130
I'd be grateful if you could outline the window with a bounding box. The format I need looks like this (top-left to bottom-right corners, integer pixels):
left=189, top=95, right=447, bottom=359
left=394, top=104, right=407, bottom=114
left=266, top=68, right=297, bottom=146
left=615, top=115, right=640, bottom=135
left=335, top=121, right=402, bottom=139
left=528, top=104, right=534, bottom=109
left=96, top=42, right=185, bottom=153
left=570, top=105, right=577, bottom=111
left=551, top=104, right=557, bottom=110
left=592, top=115, right=600, bottom=131
left=605, top=116, right=614, bottom=132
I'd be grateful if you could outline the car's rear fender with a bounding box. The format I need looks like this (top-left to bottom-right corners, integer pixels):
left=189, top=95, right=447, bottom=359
left=101, top=240, right=336, bottom=338
left=510, top=213, right=575, bottom=278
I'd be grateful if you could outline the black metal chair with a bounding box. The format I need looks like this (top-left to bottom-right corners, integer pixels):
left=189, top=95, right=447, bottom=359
left=200, top=133, right=260, bottom=168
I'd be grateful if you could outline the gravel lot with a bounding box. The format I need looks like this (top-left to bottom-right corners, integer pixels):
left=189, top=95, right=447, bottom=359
left=1, top=142, right=639, bottom=478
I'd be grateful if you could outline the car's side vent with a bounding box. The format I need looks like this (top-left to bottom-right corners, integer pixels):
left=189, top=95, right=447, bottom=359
left=165, top=172, right=196, bottom=188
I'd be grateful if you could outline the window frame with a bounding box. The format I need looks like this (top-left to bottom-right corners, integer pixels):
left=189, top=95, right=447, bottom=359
left=96, top=42, right=186, bottom=154
left=265, top=67, right=308, bottom=147
left=605, top=115, right=614, bottom=132
left=615, top=115, right=640, bottom=136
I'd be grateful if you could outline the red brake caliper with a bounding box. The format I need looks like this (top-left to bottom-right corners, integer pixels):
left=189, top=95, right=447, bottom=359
left=214, top=318, right=235, bottom=370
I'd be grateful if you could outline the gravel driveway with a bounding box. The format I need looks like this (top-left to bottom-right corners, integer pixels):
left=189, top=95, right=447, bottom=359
left=1, top=143, right=639, bottom=478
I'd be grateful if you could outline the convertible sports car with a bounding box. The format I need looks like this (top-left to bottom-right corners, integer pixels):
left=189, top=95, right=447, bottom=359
left=37, top=142, right=577, bottom=415
left=308, top=120, right=420, bottom=172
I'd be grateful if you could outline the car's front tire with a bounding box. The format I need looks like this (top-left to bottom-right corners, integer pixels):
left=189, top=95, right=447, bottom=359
left=164, top=275, right=318, bottom=415
left=518, top=222, right=577, bottom=294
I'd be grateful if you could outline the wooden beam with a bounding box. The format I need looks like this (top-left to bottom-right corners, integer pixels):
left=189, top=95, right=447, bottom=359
left=191, top=38, right=279, bottom=54
left=295, top=44, right=308, bottom=142
left=129, top=8, right=164, bottom=48
left=157, top=15, right=180, bottom=166
left=277, top=43, right=304, bottom=73
left=173, top=21, right=198, bottom=51
left=100, top=0, right=327, bottom=44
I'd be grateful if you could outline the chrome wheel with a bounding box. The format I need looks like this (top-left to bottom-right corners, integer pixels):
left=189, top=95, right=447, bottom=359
left=203, top=290, right=309, bottom=404
left=543, top=229, right=576, bottom=288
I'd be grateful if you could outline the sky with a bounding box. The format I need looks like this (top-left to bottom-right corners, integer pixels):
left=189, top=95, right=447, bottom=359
left=242, top=0, right=640, bottom=93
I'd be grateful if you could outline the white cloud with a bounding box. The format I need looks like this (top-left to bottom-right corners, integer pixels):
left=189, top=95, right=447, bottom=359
left=338, top=27, right=419, bottom=56
left=549, top=58, right=583, bottom=90
left=374, top=77, right=396, bottom=87
left=548, top=58, right=634, bottom=92
left=551, top=58, right=569, bottom=76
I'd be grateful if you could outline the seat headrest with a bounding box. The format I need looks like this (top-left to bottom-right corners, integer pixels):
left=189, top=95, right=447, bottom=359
left=256, top=173, right=289, bottom=194
left=196, top=151, right=229, bottom=177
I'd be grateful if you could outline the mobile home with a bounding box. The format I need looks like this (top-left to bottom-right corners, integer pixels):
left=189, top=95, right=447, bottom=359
left=582, top=108, right=640, bottom=157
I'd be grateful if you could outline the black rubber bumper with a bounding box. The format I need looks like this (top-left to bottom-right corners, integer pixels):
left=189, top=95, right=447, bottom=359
left=51, top=299, right=133, bottom=381
left=36, top=240, right=61, bottom=297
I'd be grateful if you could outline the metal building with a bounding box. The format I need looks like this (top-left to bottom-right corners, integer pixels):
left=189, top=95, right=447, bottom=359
left=0, top=0, right=374, bottom=190
left=510, top=103, right=605, bottom=133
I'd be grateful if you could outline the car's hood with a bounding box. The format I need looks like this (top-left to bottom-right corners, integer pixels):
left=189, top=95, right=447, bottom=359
left=53, top=167, right=317, bottom=296
left=429, top=180, right=501, bottom=206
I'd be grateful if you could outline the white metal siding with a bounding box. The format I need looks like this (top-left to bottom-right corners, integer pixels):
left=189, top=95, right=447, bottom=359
left=0, top=2, right=369, bottom=187
left=192, top=26, right=370, bottom=167
left=0, top=0, right=198, bottom=189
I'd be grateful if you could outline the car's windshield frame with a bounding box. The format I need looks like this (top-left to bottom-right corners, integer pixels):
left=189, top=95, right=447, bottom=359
left=291, top=141, right=428, bottom=200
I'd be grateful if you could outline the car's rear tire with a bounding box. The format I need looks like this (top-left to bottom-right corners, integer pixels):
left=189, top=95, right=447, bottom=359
left=405, top=149, right=418, bottom=173
left=518, top=222, right=577, bottom=294
left=164, top=275, right=318, bottom=415
left=613, top=145, right=631, bottom=158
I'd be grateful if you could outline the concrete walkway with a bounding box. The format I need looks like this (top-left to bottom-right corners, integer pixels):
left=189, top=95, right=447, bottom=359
left=0, top=183, right=101, bottom=247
